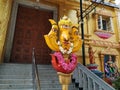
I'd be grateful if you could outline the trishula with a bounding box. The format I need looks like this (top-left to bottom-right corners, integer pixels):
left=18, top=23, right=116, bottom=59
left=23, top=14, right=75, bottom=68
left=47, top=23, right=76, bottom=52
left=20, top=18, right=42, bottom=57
left=44, top=15, right=82, bottom=90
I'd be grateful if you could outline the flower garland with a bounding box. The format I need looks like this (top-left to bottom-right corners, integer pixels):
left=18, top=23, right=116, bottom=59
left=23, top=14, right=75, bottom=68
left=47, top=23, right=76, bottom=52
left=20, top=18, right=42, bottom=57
left=53, top=52, right=77, bottom=73
left=57, top=41, right=73, bottom=54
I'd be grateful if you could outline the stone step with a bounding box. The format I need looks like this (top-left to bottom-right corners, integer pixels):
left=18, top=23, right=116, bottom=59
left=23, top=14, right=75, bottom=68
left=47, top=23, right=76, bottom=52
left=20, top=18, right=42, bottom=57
left=37, top=66, right=55, bottom=69
left=39, top=80, right=60, bottom=84
left=39, top=74, right=58, bottom=76
left=0, top=84, right=33, bottom=89
left=0, top=67, right=31, bottom=71
left=40, top=85, right=78, bottom=90
left=40, top=82, right=75, bottom=86
left=40, top=84, right=75, bottom=88
left=37, top=65, right=53, bottom=68
left=39, top=76, right=58, bottom=79
left=38, top=69, right=56, bottom=73
left=0, top=79, right=32, bottom=84
left=0, top=70, right=32, bottom=75
left=40, top=88, right=78, bottom=90
left=37, top=65, right=56, bottom=70
left=0, top=89, right=33, bottom=90
left=0, top=75, right=32, bottom=79
left=37, top=65, right=78, bottom=90
left=0, top=63, right=32, bottom=68
left=0, top=63, right=33, bottom=90
left=0, top=64, right=78, bottom=90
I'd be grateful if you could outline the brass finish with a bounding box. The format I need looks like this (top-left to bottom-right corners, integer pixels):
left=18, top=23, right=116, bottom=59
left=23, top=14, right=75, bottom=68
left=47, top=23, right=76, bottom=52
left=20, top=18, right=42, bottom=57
left=57, top=72, right=72, bottom=90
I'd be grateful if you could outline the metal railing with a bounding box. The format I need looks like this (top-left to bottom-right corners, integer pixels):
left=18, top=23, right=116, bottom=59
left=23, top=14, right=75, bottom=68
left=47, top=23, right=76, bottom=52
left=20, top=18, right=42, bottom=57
left=73, top=63, right=115, bottom=90
left=32, top=48, right=41, bottom=90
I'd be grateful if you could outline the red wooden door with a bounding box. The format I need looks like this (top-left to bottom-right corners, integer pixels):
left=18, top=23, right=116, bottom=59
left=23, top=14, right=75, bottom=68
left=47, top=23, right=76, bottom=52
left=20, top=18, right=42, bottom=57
left=10, top=5, right=53, bottom=64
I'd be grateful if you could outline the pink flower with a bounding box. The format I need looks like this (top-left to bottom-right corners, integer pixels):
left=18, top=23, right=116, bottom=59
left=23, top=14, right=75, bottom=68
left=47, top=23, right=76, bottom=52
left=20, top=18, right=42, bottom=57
left=53, top=52, right=77, bottom=73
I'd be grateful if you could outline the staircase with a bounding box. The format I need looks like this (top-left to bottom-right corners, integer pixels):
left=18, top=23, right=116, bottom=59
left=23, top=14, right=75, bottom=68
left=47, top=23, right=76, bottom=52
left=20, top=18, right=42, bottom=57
left=37, top=65, right=78, bottom=90
left=0, top=63, right=115, bottom=90
left=0, top=63, right=78, bottom=90
left=0, top=63, right=33, bottom=90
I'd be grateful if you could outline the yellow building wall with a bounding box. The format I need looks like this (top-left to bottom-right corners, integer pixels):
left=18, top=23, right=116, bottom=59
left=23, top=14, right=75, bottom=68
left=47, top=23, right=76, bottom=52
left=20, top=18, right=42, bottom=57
left=0, top=0, right=13, bottom=63
left=85, top=5, right=120, bottom=72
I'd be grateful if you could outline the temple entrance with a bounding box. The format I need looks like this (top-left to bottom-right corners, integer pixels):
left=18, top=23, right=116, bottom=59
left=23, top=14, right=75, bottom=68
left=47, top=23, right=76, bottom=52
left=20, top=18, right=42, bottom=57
left=9, top=5, right=53, bottom=64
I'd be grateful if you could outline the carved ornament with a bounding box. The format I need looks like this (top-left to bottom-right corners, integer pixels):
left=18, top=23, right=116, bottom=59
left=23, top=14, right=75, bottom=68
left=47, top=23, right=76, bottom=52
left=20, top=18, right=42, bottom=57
left=100, top=47, right=118, bottom=56
left=91, top=40, right=120, bottom=49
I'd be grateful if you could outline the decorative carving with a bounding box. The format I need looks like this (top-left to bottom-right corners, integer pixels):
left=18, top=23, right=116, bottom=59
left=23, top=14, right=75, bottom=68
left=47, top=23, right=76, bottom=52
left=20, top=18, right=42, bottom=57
left=93, top=10, right=113, bottom=17
left=100, top=47, right=118, bottom=56
left=91, top=40, right=120, bottom=49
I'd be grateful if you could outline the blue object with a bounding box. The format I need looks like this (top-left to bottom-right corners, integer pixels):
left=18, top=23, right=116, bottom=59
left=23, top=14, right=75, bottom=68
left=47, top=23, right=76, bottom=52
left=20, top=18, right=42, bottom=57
left=91, top=69, right=104, bottom=78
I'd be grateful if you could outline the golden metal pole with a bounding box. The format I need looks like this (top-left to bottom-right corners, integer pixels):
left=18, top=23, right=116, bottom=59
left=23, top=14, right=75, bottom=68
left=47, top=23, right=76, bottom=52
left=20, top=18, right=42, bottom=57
left=62, top=85, right=68, bottom=90
left=57, top=72, right=72, bottom=90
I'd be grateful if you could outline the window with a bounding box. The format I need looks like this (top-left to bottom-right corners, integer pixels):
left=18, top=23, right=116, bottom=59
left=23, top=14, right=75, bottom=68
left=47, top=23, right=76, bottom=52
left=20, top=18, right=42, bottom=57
left=94, top=11, right=114, bottom=39
left=97, top=15, right=113, bottom=32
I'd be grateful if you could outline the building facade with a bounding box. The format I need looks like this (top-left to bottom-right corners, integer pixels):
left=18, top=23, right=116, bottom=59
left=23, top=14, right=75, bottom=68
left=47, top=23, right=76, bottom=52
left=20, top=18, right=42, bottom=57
left=0, top=0, right=120, bottom=75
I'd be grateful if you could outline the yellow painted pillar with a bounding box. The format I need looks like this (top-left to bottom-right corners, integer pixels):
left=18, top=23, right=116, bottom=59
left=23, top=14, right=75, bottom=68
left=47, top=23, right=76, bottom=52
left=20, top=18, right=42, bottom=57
left=100, top=54, right=104, bottom=72
left=0, top=0, right=13, bottom=62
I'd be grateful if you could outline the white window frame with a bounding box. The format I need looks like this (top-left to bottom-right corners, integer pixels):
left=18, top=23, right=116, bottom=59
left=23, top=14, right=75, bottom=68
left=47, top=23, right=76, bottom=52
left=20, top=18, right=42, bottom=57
left=97, top=15, right=114, bottom=32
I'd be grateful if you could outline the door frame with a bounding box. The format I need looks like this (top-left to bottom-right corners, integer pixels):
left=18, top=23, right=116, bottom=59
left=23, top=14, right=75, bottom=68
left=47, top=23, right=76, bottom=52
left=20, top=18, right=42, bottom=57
left=4, top=0, right=58, bottom=62
left=99, top=47, right=119, bottom=72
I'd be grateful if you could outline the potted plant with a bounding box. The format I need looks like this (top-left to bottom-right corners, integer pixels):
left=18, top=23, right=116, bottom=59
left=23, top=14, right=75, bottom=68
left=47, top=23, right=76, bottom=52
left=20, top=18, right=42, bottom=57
left=112, top=77, right=120, bottom=90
